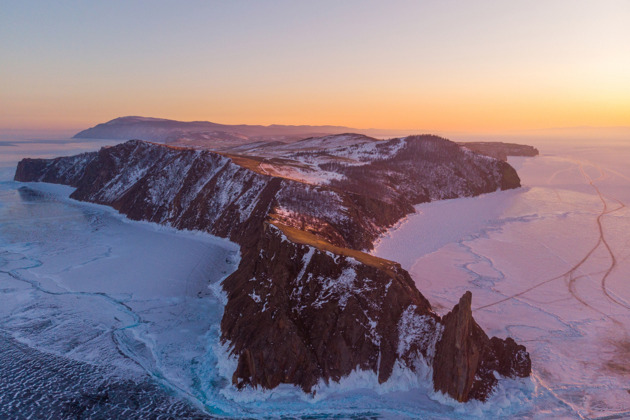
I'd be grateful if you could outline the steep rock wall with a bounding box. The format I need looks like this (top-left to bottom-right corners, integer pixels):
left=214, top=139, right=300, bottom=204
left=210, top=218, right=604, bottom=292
left=14, top=137, right=530, bottom=402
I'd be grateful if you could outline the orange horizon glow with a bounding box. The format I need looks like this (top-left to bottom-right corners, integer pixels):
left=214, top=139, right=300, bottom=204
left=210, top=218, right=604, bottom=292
left=1, top=1, right=628, bottom=134
left=4, top=86, right=629, bottom=133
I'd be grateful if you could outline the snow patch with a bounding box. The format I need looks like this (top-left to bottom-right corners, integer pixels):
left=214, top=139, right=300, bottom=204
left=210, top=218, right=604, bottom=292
left=249, top=290, right=261, bottom=303
left=313, top=268, right=357, bottom=309
left=397, top=305, right=441, bottom=358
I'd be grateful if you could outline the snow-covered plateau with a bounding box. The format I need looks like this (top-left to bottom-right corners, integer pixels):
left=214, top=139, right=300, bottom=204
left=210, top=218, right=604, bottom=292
left=1, top=137, right=628, bottom=418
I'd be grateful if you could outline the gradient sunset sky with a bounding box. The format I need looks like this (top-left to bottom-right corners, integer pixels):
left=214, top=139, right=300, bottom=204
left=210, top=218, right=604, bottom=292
left=1, top=0, right=629, bottom=133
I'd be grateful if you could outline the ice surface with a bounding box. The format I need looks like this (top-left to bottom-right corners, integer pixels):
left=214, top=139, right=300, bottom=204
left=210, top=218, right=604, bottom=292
left=0, top=172, right=541, bottom=419
left=0, top=177, right=241, bottom=415
left=374, top=139, right=630, bottom=418
left=3, top=137, right=629, bottom=418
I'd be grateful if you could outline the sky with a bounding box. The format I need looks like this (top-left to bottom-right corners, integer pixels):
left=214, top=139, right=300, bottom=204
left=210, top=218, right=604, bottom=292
left=1, top=0, right=629, bottom=133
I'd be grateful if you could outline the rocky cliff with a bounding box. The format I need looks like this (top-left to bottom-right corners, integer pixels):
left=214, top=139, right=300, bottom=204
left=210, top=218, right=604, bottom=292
left=433, top=292, right=531, bottom=402
left=458, top=142, right=540, bottom=161
left=14, top=135, right=531, bottom=402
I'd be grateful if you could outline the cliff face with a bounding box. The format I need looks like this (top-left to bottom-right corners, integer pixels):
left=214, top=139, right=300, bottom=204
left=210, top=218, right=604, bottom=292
left=223, top=223, right=440, bottom=391
left=14, top=152, right=97, bottom=187
left=432, top=292, right=531, bottom=402
left=14, top=135, right=530, bottom=402
left=458, top=142, right=540, bottom=161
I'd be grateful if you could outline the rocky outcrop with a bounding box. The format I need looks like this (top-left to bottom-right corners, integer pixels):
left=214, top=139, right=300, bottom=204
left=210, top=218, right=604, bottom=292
left=459, top=142, right=540, bottom=161
left=14, top=136, right=530, bottom=402
left=14, top=153, right=97, bottom=187
left=433, top=292, right=531, bottom=402
left=223, top=223, right=439, bottom=391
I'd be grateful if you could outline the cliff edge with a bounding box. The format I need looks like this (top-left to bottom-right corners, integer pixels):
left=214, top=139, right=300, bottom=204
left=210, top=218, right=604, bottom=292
left=15, top=134, right=531, bottom=402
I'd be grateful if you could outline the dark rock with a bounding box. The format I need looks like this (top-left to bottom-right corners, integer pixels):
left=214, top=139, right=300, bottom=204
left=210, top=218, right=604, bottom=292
left=433, top=291, right=531, bottom=402
left=14, top=152, right=97, bottom=186
left=458, top=142, right=540, bottom=161
left=432, top=291, right=481, bottom=401
left=222, top=223, right=439, bottom=391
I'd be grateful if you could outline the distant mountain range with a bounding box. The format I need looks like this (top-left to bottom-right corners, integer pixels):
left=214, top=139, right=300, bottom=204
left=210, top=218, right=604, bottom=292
left=73, top=116, right=419, bottom=147
left=73, top=117, right=630, bottom=148
left=73, top=117, right=541, bottom=162
left=74, top=116, right=365, bottom=146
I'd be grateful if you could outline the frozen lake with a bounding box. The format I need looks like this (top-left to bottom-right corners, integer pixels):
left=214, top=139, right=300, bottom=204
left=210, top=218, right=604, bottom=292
left=2, top=137, right=629, bottom=418
left=375, top=139, right=630, bottom=418
left=0, top=139, right=243, bottom=417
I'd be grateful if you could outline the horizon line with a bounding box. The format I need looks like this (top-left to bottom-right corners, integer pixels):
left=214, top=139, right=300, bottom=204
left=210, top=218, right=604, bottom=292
left=2, top=115, right=630, bottom=136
